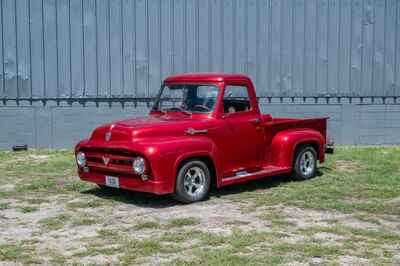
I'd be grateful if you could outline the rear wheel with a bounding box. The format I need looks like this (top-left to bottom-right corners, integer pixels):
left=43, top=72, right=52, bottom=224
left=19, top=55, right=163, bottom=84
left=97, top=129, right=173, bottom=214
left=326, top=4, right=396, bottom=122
left=292, top=145, right=317, bottom=181
left=173, top=160, right=211, bottom=203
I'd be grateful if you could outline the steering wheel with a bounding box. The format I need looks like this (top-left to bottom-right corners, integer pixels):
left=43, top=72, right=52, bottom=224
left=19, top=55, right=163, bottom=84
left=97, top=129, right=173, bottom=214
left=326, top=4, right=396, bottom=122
left=192, top=104, right=211, bottom=112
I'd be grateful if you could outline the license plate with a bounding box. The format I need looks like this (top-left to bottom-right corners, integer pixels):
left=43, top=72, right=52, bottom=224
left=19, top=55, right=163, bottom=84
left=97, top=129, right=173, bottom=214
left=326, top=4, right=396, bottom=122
left=105, top=176, right=120, bottom=188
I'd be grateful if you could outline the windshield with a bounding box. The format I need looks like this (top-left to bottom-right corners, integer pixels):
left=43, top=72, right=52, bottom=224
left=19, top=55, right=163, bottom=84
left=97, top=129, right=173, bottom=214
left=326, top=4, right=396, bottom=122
left=153, top=84, right=219, bottom=114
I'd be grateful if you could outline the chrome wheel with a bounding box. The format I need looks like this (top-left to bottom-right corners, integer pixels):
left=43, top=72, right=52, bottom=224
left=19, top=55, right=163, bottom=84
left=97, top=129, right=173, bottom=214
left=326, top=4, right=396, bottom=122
left=299, top=151, right=315, bottom=176
left=183, top=166, right=206, bottom=197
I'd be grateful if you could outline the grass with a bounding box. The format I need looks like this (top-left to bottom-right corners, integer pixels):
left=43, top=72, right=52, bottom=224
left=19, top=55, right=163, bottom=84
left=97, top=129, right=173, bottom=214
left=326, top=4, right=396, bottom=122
left=0, top=147, right=400, bottom=265
left=0, top=243, right=24, bottom=261
left=259, top=210, right=294, bottom=229
left=133, top=218, right=200, bottom=231
left=119, top=239, right=180, bottom=264
left=0, top=243, right=38, bottom=264
left=19, top=206, right=38, bottom=213
left=166, top=217, right=201, bottom=228
left=38, top=214, right=69, bottom=231
left=223, top=146, right=400, bottom=215
left=66, top=199, right=104, bottom=209
left=134, top=221, right=161, bottom=230
left=0, top=202, right=9, bottom=210
left=71, top=217, right=98, bottom=226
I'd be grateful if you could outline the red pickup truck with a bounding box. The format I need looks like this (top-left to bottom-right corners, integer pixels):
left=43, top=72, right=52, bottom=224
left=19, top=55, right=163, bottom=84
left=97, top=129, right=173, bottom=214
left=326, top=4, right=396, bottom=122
left=75, top=73, right=332, bottom=203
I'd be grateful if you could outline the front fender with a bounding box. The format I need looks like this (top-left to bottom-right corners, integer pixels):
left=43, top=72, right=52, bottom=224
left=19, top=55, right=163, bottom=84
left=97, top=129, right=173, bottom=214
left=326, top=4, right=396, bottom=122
left=143, top=136, right=221, bottom=193
left=270, top=129, right=325, bottom=168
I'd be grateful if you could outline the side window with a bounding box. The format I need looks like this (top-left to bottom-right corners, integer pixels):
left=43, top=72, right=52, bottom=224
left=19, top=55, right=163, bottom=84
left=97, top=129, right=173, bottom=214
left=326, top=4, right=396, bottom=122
left=223, top=85, right=251, bottom=113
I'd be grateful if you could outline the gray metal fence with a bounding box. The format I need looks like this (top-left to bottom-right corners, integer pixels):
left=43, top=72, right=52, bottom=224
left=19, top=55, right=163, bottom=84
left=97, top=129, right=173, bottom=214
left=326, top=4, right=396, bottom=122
left=1, top=0, right=399, bottom=100
left=0, top=0, right=399, bottom=148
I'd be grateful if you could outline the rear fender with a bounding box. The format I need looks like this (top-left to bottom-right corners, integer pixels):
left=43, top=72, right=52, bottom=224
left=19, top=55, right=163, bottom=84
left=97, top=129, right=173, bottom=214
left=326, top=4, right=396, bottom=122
left=270, top=129, right=325, bottom=168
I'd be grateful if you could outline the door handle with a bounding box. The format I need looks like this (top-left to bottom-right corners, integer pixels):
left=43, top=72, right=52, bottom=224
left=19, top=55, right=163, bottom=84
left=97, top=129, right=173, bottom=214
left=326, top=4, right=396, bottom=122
left=249, top=118, right=261, bottom=125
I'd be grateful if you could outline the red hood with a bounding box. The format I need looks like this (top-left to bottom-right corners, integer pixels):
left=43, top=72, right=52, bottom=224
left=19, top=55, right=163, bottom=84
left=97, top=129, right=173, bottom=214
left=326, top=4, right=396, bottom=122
left=89, top=114, right=214, bottom=143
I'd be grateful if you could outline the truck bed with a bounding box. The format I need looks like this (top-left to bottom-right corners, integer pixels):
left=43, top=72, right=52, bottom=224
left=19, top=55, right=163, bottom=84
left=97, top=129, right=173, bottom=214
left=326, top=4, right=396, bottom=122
left=261, top=114, right=328, bottom=142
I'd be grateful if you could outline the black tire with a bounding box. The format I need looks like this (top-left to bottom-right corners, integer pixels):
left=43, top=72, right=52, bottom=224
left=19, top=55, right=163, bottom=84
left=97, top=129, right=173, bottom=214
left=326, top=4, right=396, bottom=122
left=292, top=145, right=317, bottom=181
left=173, top=160, right=211, bottom=203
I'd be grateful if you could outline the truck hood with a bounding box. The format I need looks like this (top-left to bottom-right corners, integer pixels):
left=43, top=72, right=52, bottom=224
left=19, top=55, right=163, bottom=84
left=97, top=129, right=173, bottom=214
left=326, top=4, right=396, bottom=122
left=89, top=114, right=213, bottom=143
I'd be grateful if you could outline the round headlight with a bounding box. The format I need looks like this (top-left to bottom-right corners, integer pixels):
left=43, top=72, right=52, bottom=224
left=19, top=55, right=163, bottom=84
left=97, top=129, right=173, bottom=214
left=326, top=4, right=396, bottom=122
left=76, top=152, right=86, bottom=167
left=132, top=157, right=146, bottom=174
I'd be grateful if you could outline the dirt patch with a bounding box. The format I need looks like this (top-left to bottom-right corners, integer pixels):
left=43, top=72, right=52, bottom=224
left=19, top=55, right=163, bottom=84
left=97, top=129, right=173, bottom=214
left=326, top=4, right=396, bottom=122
left=0, top=185, right=15, bottom=192
left=276, top=206, right=378, bottom=230
left=333, top=160, right=363, bottom=173
left=338, top=255, right=370, bottom=266
left=313, top=232, right=346, bottom=241
left=1, top=191, right=399, bottom=265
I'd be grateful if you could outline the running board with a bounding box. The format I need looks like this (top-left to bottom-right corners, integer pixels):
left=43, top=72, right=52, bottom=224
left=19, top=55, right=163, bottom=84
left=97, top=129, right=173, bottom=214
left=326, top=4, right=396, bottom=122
left=221, top=166, right=291, bottom=187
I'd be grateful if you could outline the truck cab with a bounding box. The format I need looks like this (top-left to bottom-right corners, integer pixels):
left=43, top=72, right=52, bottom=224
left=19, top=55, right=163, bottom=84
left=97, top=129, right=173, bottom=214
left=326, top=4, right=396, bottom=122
left=75, top=73, right=330, bottom=203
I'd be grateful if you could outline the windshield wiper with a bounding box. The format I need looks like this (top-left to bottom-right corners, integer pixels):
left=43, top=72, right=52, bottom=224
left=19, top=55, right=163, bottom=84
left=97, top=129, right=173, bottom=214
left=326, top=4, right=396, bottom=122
left=164, top=107, right=192, bottom=116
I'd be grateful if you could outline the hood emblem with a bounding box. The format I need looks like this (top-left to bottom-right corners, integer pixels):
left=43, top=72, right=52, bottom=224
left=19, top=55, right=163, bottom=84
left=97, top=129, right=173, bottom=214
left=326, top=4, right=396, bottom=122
left=102, top=156, right=110, bottom=166
left=105, top=132, right=112, bottom=141
left=184, top=128, right=208, bottom=135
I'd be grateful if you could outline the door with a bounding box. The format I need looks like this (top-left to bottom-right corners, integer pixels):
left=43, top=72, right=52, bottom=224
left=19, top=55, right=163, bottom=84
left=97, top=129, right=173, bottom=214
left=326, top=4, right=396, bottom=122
left=220, top=85, right=265, bottom=177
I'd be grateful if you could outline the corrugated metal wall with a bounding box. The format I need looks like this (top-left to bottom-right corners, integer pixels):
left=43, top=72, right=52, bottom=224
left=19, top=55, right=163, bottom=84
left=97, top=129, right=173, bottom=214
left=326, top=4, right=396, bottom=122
left=0, top=0, right=399, bottom=100
left=0, top=0, right=400, bottom=148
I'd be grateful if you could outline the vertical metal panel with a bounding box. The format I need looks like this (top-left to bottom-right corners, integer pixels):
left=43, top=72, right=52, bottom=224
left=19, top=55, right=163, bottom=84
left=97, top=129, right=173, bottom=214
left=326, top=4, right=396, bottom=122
left=16, top=0, right=31, bottom=98
left=0, top=0, right=3, bottom=97
left=210, top=0, right=222, bottom=71
left=82, top=0, right=97, bottom=96
left=373, top=0, right=385, bottom=96
left=384, top=0, right=396, bottom=96
left=122, top=0, right=135, bottom=96
left=270, top=0, right=281, bottom=96
left=292, top=0, right=305, bottom=96
left=96, top=0, right=111, bottom=96
left=29, top=0, right=45, bottom=97
left=303, top=0, right=317, bottom=96
left=327, top=0, right=339, bottom=95
left=350, top=0, right=363, bottom=96
left=173, top=0, right=184, bottom=73
left=235, top=0, right=246, bottom=74
left=338, top=0, right=351, bottom=96
left=222, top=0, right=233, bottom=73
left=109, top=0, right=123, bottom=96
left=316, top=0, right=328, bottom=96
left=197, top=0, right=209, bottom=72
left=396, top=0, right=400, bottom=93
left=148, top=0, right=161, bottom=95
left=70, top=0, right=84, bottom=96
left=56, top=0, right=71, bottom=96
left=135, top=0, right=148, bottom=97
left=43, top=0, right=58, bottom=98
left=361, top=0, right=375, bottom=96
left=3, top=0, right=17, bottom=97
left=280, top=0, right=293, bottom=96
left=160, top=0, right=172, bottom=79
left=257, top=0, right=270, bottom=97
left=186, top=0, right=198, bottom=73
left=246, top=0, right=258, bottom=88
left=1, top=0, right=400, bottom=100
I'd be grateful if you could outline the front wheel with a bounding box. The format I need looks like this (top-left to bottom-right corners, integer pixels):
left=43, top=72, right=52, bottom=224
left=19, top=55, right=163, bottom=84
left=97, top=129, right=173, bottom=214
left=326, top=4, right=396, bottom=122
left=292, top=145, right=317, bottom=181
left=173, top=160, right=211, bottom=203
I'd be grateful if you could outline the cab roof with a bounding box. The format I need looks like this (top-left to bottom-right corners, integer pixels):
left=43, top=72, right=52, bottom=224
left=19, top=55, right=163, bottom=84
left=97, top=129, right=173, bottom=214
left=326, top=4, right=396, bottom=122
left=164, top=72, right=251, bottom=83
